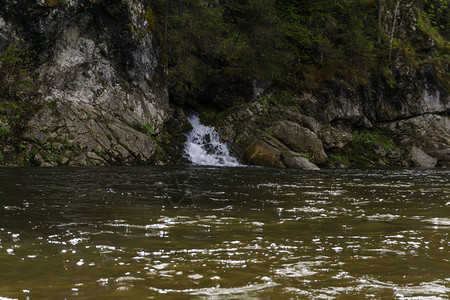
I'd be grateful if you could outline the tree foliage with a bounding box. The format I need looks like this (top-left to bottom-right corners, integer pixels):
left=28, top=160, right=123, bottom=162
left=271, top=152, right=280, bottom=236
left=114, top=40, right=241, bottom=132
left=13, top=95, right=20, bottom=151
left=148, top=0, right=447, bottom=102
left=421, top=0, right=449, bottom=36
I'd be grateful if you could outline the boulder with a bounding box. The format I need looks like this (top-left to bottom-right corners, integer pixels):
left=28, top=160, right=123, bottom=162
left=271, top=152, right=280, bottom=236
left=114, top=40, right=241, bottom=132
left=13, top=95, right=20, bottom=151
left=409, top=146, right=437, bottom=168
left=378, top=114, right=450, bottom=165
left=270, top=121, right=328, bottom=163
left=243, top=140, right=285, bottom=168
left=281, top=152, right=320, bottom=170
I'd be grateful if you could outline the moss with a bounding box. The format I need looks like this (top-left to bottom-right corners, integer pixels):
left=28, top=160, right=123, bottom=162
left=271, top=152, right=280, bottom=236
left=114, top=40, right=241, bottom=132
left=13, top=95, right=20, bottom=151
left=94, top=149, right=104, bottom=158
left=329, top=153, right=350, bottom=166
left=152, top=144, right=166, bottom=163
left=416, top=9, right=449, bottom=52
left=0, top=124, right=9, bottom=137
left=44, top=0, right=60, bottom=7
left=143, top=8, right=156, bottom=32
left=134, top=123, right=156, bottom=136
left=328, top=130, right=401, bottom=167
left=200, top=110, right=216, bottom=124
left=352, top=131, right=398, bottom=153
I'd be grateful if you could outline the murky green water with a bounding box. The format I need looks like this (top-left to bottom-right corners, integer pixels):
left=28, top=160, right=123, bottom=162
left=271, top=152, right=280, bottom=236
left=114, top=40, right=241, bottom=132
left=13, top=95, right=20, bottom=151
left=0, top=166, right=449, bottom=299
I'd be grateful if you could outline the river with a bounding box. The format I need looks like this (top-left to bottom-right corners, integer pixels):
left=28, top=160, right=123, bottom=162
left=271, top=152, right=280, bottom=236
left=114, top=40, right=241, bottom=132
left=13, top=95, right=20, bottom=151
left=0, top=166, right=449, bottom=299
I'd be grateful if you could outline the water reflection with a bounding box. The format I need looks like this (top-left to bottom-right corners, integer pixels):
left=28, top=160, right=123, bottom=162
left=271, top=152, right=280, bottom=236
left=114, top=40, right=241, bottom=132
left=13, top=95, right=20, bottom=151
left=0, top=167, right=449, bottom=299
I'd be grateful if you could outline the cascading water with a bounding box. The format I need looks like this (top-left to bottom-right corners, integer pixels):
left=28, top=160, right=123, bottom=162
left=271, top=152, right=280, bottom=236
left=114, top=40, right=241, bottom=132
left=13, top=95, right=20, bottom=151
left=184, top=114, right=241, bottom=166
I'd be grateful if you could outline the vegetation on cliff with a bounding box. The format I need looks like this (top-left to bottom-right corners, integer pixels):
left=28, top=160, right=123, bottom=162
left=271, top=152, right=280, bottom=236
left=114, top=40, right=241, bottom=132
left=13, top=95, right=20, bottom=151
left=149, top=0, right=448, bottom=105
left=0, top=43, right=40, bottom=165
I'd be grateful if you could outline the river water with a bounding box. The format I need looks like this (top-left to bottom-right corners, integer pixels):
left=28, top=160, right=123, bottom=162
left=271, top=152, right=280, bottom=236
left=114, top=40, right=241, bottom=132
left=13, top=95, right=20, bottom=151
left=0, top=166, right=449, bottom=299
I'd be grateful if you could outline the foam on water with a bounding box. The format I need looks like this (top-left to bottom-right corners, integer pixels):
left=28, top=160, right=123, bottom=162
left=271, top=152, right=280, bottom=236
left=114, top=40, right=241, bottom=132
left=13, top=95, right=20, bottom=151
left=184, top=114, right=241, bottom=166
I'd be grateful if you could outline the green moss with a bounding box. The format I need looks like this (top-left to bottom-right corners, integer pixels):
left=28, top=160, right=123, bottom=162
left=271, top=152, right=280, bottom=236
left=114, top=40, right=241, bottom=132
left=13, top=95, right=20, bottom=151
left=329, top=153, right=350, bottom=166
left=94, top=149, right=104, bottom=158
left=143, top=8, right=156, bottom=32
left=0, top=124, right=9, bottom=137
left=200, top=110, right=217, bottom=124
left=44, top=0, right=60, bottom=7
left=134, top=123, right=156, bottom=136
left=352, top=131, right=398, bottom=153
left=152, top=144, right=165, bottom=163
left=416, top=9, right=449, bottom=51
left=329, top=130, right=401, bottom=167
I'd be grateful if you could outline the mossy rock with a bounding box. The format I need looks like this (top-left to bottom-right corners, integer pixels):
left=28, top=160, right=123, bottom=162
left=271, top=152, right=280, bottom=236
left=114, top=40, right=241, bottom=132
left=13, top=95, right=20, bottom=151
left=243, top=140, right=285, bottom=168
left=45, top=0, right=60, bottom=7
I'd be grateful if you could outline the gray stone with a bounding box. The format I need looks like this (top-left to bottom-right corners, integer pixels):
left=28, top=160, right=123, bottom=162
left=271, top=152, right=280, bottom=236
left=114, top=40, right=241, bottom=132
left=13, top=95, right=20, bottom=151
left=271, top=121, right=328, bottom=163
left=319, top=130, right=353, bottom=149
left=373, top=144, right=387, bottom=157
left=33, top=154, right=45, bottom=166
left=271, top=107, right=323, bottom=134
left=1, top=0, right=169, bottom=167
left=378, top=114, right=449, bottom=165
left=282, top=152, right=320, bottom=170
left=409, top=146, right=437, bottom=168
left=86, top=152, right=102, bottom=161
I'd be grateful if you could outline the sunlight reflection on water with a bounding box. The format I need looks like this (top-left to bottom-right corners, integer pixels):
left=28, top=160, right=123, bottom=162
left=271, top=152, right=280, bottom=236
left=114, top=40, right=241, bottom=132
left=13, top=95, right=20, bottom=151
left=0, top=166, right=449, bottom=299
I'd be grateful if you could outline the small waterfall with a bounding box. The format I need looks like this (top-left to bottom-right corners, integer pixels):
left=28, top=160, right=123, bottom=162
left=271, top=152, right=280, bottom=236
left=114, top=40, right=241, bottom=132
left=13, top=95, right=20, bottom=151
left=184, top=114, right=241, bottom=167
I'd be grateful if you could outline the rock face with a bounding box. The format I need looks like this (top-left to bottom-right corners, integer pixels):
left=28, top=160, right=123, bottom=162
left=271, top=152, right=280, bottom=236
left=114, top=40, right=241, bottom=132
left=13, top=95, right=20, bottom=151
left=210, top=3, right=449, bottom=169
left=378, top=114, right=450, bottom=166
left=1, top=0, right=169, bottom=166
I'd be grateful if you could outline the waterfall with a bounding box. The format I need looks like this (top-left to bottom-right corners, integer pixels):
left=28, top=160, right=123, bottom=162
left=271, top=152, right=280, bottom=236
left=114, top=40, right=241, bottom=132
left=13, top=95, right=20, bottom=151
left=184, top=114, right=241, bottom=167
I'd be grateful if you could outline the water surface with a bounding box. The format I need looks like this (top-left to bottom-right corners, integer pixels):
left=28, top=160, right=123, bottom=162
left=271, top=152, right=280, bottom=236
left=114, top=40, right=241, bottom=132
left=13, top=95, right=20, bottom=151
left=0, top=166, right=449, bottom=299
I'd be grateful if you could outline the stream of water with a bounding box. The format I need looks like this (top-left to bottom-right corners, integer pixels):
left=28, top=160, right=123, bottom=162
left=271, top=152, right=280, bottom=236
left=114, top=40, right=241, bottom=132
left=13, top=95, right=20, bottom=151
left=0, top=166, right=449, bottom=299
left=184, top=114, right=241, bottom=167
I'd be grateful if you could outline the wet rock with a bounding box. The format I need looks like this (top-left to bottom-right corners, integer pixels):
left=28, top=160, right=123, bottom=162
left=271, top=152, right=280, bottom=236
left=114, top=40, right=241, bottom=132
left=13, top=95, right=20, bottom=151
left=369, top=64, right=448, bottom=122
left=86, top=152, right=102, bottom=161
left=270, top=121, right=328, bottom=164
left=41, top=161, right=54, bottom=167
left=409, top=146, right=437, bottom=168
left=281, top=152, right=320, bottom=170
left=243, top=140, right=285, bottom=168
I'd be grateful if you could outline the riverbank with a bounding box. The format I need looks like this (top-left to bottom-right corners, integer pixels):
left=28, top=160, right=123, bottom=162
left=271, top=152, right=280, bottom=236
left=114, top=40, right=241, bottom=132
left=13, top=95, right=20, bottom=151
left=0, top=0, right=448, bottom=168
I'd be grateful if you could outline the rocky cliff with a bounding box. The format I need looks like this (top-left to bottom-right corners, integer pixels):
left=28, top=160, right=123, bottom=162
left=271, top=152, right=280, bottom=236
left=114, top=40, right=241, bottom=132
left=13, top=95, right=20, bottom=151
left=0, top=0, right=177, bottom=166
left=206, top=4, right=449, bottom=169
left=0, top=0, right=448, bottom=168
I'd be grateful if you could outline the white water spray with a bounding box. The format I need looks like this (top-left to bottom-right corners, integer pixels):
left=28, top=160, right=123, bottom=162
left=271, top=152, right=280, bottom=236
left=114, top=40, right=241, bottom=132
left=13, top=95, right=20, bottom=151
left=184, top=114, right=241, bottom=166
